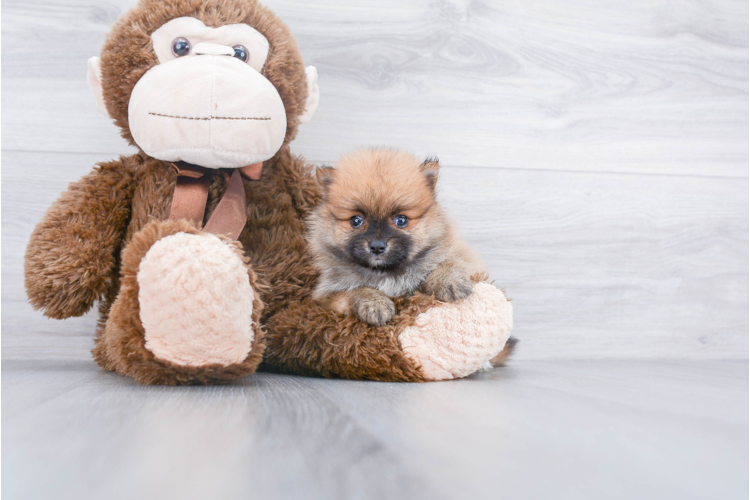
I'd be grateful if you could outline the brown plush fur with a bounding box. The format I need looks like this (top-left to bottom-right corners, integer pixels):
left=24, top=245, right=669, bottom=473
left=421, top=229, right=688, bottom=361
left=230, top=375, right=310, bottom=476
left=24, top=0, right=514, bottom=385
left=25, top=158, right=137, bottom=319
left=262, top=294, right=436, bottom=382
left=490, top=337, right=518, bottom=367
left=24, top=140, right=431, bottom=383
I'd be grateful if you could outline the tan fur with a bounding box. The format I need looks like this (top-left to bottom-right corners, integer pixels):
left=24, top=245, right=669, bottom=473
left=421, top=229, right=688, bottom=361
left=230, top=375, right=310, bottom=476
left=323, top=149, right=439, bottom=221
left=307, top=149, right=485, bottom=324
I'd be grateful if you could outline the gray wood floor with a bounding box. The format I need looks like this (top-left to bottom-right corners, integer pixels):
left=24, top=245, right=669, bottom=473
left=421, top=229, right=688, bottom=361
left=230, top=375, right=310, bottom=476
left=3, top=360, right=748, bottom=500
left=2, top=0, right=748, bottom=498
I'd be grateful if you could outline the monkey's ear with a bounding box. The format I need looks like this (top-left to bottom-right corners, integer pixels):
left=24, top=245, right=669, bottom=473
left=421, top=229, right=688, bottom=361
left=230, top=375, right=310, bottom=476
left=298, top=66, right=320, bottom=124
left=316, top=165, right=335, bottom=192
left=87, top=56, right=109, bottom=117
left=420, top=156, right=440, bottom=191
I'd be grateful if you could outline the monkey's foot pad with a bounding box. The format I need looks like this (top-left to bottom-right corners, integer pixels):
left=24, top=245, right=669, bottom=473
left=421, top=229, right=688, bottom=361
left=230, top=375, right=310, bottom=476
left=138, top=232, right=255, bottom=367
left=399, top=282, right=513, bottom=380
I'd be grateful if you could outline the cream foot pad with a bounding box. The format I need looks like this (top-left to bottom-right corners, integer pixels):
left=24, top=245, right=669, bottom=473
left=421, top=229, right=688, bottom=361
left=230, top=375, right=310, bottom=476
left=399, top=283, right=513, bottom=380
left=138, top=232, right=255, bottom=367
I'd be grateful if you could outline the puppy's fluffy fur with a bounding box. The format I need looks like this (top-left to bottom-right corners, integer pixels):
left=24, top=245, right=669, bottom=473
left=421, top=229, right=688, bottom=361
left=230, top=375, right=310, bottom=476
left=307, top=148, right=484, bottom=326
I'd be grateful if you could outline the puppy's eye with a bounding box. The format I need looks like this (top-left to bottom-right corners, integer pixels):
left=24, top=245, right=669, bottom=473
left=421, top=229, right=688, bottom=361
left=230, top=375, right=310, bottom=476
left=393, top=214, right=409, bottom=228
left=171, top=37, right=191, bottom=57
left=350, top=215, right=365, bottom=228
left=233, top=45, right=249, bottom=62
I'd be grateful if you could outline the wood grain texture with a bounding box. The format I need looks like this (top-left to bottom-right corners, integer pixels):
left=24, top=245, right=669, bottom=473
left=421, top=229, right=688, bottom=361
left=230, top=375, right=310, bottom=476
left=2, top=0, right=747, bottom=176
left=3, top=360, right=747, bottom=500
left=2, top=2, right=748, bottom=496
left=1, top=0, right=747, bottom=360
left=3, top=150, right=747, bottom=359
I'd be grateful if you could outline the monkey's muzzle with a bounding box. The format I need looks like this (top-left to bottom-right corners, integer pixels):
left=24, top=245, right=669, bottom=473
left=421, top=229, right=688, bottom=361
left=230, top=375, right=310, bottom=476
left=128, top=54, right=287, bottom=169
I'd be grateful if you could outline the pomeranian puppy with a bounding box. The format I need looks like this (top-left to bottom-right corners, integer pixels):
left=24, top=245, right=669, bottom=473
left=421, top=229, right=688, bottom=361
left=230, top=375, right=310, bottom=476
left=307, top=148, right=485, bottom=326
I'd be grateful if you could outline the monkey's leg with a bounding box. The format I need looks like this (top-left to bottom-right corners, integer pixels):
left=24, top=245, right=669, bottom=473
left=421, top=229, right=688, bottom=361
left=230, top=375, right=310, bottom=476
left=397, top=281, right=514, bottom=380
left=93, top=219, right=264, bottom=385
left=262, top=277, right=513, bottom=382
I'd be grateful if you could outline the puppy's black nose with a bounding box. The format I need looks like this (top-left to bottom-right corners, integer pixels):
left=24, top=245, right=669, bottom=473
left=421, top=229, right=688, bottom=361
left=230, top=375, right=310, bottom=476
left=369, top=240, right=387, bottom=255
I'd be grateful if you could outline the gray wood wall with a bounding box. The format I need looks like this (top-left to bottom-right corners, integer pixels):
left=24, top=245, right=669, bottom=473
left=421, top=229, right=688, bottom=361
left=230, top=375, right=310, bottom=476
left=2, top=0, right=747, bottom=360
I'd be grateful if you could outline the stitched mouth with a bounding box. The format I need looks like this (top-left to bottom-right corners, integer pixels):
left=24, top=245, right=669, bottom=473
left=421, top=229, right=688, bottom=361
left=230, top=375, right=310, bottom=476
left=149, top=112, right=271, bottom=121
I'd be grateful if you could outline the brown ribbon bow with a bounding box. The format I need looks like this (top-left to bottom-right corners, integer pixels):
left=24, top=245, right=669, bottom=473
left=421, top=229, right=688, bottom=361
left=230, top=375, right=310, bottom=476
left=168, top=161, right=262, bottom=240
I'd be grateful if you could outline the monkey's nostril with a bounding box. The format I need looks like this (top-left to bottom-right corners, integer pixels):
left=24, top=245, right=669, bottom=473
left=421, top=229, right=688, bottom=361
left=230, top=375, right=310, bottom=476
left=369, top=240, right=387, bottom=255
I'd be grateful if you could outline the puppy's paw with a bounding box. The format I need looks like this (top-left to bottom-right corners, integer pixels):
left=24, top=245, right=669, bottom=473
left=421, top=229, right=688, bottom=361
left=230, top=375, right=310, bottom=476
left=351, top=289, right=396, bottom=326
left=423, top=264, right=474, bottom=302
left=354, top=296, right=396, bottom=326
left=433, top=275, right=474, bottom=302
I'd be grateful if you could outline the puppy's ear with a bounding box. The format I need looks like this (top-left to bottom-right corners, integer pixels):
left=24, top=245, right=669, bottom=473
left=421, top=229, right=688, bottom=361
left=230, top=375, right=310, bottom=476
left=316, top=165, right=335, bottom=192
left=420, top=156, right=440, bottom=191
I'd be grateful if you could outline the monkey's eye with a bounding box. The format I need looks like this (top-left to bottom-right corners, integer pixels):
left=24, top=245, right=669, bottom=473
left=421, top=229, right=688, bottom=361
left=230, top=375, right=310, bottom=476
left=232, top=45, right=249, bottom=63
left=171, top=37, right=191, bottom=57
left=350, top=215, right=365, bottom=229
left=393, top=214, right=409, bottom=228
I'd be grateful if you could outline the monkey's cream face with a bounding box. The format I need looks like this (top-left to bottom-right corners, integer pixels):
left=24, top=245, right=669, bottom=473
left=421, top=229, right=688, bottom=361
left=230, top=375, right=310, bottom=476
left=89, top=17, right=319, bottom=169
left=130, top=17, right=285, bottom=168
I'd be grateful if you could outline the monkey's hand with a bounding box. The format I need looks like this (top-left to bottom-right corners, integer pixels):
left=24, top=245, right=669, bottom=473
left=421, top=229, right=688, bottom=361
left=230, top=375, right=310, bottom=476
left=422, top=262, right=474, bottom=302
left=349, top=287, right=396, bottom=326
left=25, top=161, right=135, bottom=319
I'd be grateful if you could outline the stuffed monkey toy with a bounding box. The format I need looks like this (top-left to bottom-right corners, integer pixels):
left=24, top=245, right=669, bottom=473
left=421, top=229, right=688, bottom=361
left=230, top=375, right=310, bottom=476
left=24, top=0, right=514, bottom=385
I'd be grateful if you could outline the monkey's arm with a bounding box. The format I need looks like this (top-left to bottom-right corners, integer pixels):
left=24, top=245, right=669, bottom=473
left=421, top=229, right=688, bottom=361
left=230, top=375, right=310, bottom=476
left=24, top=159, right=136, bottom=319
